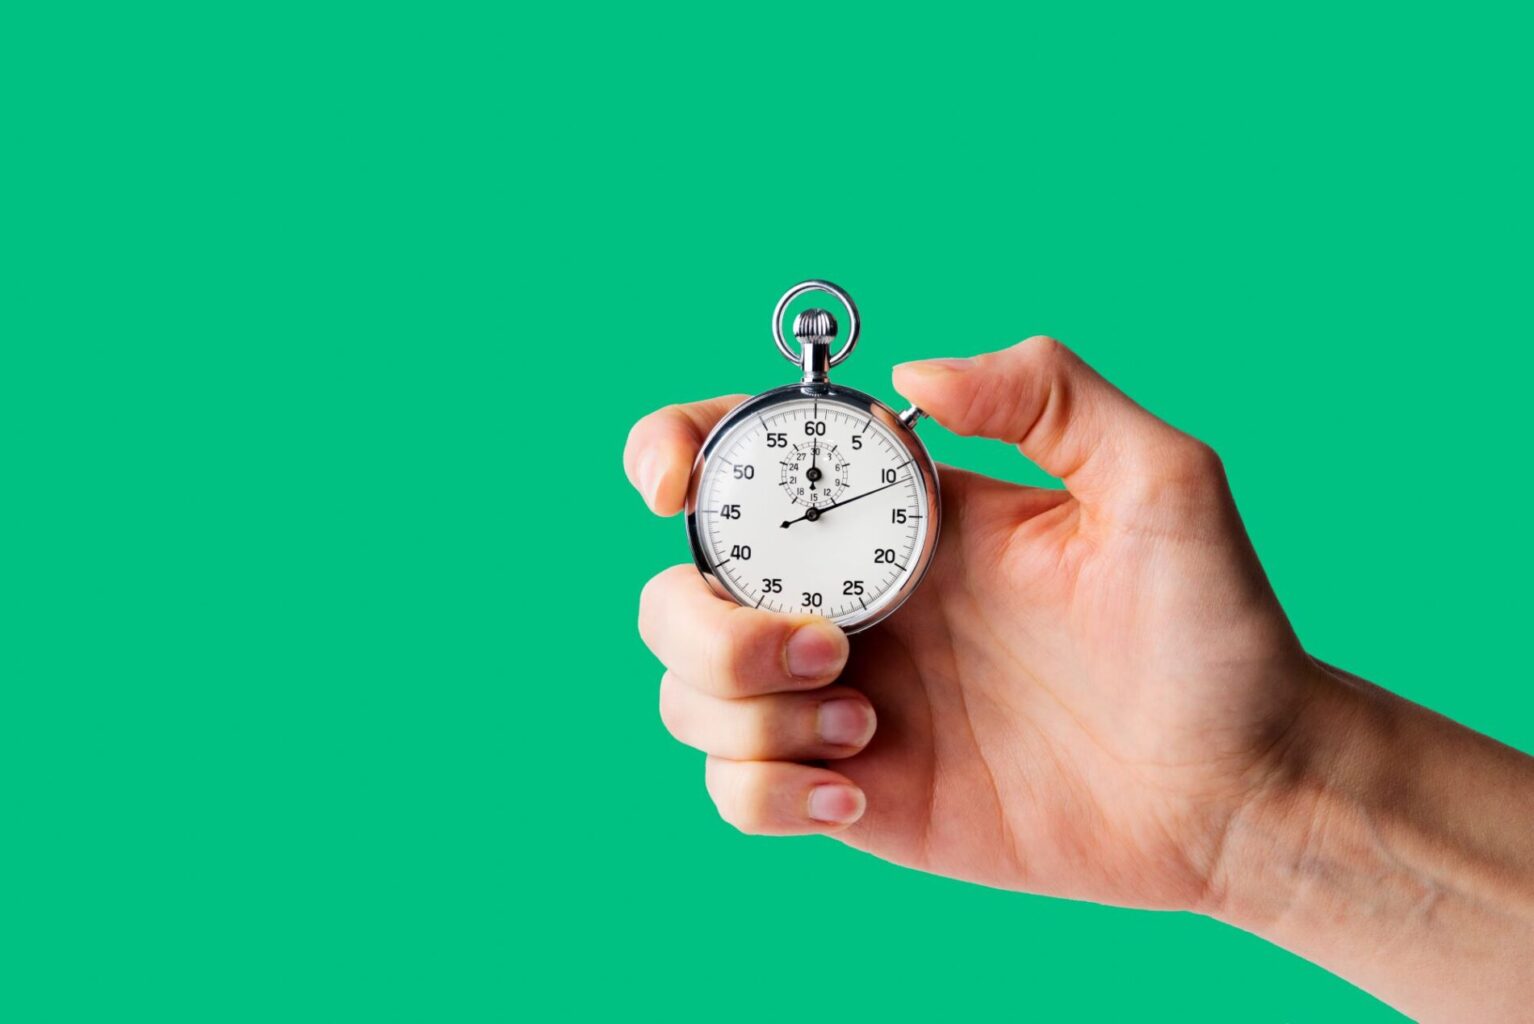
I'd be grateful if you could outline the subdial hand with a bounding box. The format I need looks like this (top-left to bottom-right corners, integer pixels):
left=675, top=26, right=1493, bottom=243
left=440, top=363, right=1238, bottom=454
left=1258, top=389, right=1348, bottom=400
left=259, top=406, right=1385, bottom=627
left=781, top=478, right=902, bottom=528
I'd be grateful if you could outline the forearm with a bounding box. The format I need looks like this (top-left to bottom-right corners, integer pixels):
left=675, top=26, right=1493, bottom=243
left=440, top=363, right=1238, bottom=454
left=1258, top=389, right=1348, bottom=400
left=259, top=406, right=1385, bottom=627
left=1211, top=661, right=1534, bottom=1022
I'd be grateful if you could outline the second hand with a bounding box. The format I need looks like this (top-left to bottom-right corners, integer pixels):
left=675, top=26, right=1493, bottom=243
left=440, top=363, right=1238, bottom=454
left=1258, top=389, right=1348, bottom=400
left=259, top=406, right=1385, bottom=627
left=781, top=478, right=902, bottom=528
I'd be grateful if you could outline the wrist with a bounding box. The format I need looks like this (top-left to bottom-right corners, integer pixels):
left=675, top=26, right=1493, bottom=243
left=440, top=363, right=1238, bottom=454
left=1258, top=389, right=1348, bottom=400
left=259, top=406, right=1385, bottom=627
left=1202, top=659, right=1386, bottom=931
left=1205, top=658, right=1534, bottom=1021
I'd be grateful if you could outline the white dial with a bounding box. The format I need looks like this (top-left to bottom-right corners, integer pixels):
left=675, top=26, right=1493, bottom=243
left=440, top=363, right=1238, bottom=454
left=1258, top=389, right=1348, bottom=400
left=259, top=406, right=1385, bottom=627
left=694, top=396, right=932, bottom=624
left=779, top=441, right=850, bottom=508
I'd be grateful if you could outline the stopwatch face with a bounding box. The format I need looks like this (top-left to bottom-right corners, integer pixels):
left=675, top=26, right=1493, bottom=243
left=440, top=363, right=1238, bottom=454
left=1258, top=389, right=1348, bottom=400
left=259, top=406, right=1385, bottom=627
left=686, top=388, right=939, bottom=632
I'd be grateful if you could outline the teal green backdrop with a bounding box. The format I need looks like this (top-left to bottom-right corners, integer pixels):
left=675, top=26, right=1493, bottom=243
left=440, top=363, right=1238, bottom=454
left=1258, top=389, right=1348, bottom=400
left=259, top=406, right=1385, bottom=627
left=4, top=3, right=1529, bottom=1021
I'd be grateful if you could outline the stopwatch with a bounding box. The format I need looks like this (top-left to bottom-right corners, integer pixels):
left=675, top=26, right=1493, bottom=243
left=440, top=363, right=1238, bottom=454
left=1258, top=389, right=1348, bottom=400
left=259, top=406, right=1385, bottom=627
left=685, top=281, right=942, bottom=633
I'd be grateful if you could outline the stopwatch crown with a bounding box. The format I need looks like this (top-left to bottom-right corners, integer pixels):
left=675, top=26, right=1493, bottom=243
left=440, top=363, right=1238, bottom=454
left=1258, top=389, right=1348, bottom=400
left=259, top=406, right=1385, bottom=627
left=792, top=308, right=839, bottom=347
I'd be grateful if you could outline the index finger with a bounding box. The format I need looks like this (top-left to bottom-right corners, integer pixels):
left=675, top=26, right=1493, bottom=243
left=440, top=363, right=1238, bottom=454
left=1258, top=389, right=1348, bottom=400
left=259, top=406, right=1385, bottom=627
left=623, top=395, right=748, bottom=515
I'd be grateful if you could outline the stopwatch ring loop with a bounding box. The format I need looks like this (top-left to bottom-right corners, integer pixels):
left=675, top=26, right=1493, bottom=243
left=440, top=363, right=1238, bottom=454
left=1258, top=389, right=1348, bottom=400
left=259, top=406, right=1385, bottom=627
left=772, top=280, right=861, bottom=368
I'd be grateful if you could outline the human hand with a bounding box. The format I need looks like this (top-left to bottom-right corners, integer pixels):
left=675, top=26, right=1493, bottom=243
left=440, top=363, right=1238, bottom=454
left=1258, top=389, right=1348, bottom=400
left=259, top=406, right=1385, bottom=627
left=624, top=337, right=1315, bottom=912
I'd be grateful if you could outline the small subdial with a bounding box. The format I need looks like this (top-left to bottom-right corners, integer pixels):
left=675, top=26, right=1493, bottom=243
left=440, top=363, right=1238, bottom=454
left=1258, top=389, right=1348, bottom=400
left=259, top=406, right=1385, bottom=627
left=779, top=442, right=850, bottom=508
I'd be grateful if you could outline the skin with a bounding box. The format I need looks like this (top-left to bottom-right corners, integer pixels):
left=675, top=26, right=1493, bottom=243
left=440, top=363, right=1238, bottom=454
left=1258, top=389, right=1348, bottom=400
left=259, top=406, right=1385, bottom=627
left=623, top=337, right=1534, bottom=1021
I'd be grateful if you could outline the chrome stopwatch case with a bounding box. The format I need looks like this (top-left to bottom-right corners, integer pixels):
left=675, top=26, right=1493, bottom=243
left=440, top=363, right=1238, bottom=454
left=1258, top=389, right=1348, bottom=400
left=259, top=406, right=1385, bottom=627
left=685, top=280, right=942, bottom=634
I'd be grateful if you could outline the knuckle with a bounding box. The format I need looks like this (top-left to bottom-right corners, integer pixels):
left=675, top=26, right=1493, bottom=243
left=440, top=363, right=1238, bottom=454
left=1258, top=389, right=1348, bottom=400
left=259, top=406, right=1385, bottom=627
left=709, top=608, right=780, bottom=696
left=705, top=760, right=769, bottom=834
left=656, top=673, right=688, bottom=741
left=729, top=779, right=776, bottom=834
left=636, top=569, right=671, bottom=645
left=737, top=703, right=783, bottom=759
left=1017, top=334, right=1067, bottom=364
left=644, top=403, right=681, bottom=429
left=1161, top=437, right=1225, bottom=485
left=1014, top=335, right=1081, bottom=380
left=1120, top=436, right=1227, bottom=507
left=637, top=565, right=692, bottom=644
left=713, top=791, right=754, bottom=832
left=624, top=406, right=669, bottom=463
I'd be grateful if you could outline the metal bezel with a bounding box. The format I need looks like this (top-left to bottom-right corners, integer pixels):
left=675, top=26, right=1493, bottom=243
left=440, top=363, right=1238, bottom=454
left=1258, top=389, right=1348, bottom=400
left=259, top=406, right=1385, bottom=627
left=684, top=381, right=942, bottom=635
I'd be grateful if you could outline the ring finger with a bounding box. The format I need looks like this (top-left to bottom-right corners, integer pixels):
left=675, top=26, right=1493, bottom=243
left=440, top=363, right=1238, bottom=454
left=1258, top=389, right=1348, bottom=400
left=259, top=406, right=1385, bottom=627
left=659, top=673, right=876, bottom=761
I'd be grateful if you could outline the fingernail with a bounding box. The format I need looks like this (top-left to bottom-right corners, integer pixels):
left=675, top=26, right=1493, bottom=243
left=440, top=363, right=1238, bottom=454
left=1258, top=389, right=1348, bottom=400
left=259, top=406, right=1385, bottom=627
left=807, top=784, right=866, bottom=825
left=785, top=623, right=847, bottom=679
left=818, top=699, right=875, bottom=747
left=897, top=357, right=974, bottom=375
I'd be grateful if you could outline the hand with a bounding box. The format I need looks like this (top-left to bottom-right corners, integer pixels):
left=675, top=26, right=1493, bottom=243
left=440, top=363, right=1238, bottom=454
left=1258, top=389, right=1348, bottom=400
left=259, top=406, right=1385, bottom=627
left=624, top=337, right=1308, bottom=909
left=623, top=337, right=1534, bottom=1022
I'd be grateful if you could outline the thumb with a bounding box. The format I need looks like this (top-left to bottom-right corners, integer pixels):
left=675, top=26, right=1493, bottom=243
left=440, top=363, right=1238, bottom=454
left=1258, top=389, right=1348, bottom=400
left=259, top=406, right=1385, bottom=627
left=892, top=336, right=1209, bottom=504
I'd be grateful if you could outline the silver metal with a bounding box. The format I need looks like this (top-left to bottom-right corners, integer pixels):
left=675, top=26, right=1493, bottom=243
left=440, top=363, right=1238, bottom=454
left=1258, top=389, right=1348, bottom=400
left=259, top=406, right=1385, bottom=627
left=793, top=308, right=837, bottom=345
left=897, top=404, right=926, bottom=429
left=800, top=340, right=831, bottom=384
left=684, top=382, right=942, bottom=635
left=772, top=280, right=860, bottom=368
left=795, top=309, right=836, bottom=383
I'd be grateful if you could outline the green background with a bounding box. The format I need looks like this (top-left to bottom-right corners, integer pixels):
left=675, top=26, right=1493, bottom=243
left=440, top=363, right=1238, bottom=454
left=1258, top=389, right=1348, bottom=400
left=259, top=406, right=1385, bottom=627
left=5, top=2, right=1530, bottom=1021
